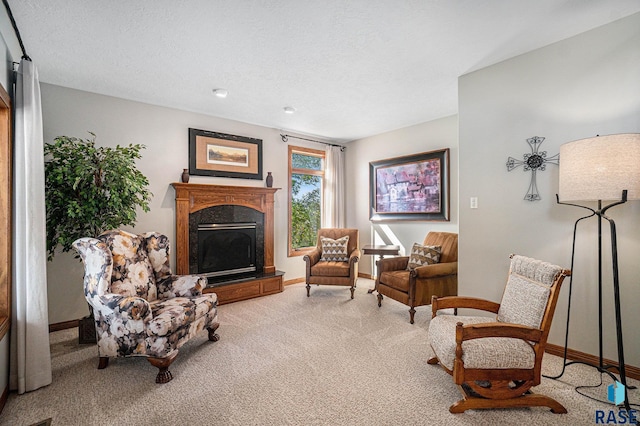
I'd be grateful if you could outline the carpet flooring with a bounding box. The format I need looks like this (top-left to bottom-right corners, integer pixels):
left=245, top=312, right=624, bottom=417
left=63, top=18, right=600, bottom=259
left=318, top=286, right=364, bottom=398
left=1, top=280, right=638, bottom=425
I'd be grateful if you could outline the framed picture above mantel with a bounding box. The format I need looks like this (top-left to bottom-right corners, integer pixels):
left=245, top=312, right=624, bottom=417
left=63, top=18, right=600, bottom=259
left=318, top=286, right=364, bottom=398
left=189, top=128, right=263, bottom=180
left=369, top=148, right=450, bottom=221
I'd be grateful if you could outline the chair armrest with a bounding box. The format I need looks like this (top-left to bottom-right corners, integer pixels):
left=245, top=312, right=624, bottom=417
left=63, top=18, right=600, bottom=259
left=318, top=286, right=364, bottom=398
left=431, top=296, right=500, bottom=317
left=411, top=261, right=457, bottom=278
left=303, top=248, right=321, bottom=267
left=99, top=294, right=152, bottom=322
left=457, top=322, right=543, bottom=344
left=349, top=248, right=361, bottom=265
left=157, top=275, right=207, bottom=298
left=348, top=248, right=360, bottom=277
left=303, top=248, right=321, bottom=280
left=377, top=256, right=409, bottom=272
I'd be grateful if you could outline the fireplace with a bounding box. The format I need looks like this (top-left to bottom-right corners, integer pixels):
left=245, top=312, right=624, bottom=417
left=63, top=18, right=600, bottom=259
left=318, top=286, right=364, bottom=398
left=172, top=183, right=283, bottom=305
left=197, top=222, right=257, bottom=279
left=188, top=204, right=265, bottom=281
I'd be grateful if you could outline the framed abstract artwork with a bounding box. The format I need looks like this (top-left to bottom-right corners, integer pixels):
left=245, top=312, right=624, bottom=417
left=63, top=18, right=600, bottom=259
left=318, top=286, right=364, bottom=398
left=189, top=128, right=263, bottom=180
left=369, top=148, right=450, bottom=221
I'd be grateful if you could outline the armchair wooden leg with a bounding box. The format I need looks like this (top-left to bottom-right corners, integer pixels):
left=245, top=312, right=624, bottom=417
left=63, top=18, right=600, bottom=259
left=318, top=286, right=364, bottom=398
left=377, top=293, right=383, bottom=307
left=147, top=352, right=178, bottom=384
left=409, top=308, right=416, bottom=324
left=98, top=357, right=109, bottom=369
left=350, top=286, right=355, bottom=299
left=207, top=322, right=220, bottom=342
left=306, top=283, right=310, bottom=297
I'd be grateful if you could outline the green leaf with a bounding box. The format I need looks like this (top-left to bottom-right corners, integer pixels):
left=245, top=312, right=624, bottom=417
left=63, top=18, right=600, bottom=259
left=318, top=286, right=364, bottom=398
left=44, top=133, right=153, bottom=260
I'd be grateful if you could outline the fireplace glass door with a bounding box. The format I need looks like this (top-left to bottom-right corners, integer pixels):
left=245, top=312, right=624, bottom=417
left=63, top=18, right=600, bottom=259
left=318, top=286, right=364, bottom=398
left=197, top=223, right=257, bottom=278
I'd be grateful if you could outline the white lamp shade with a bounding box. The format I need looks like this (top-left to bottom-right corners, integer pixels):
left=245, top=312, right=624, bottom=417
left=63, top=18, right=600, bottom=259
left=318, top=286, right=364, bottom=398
left=558, top=133, right=640, bottom=202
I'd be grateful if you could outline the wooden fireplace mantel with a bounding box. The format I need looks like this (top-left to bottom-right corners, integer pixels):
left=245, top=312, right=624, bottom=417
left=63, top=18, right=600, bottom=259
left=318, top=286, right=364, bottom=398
left=171, top=183, right=279, bottom=275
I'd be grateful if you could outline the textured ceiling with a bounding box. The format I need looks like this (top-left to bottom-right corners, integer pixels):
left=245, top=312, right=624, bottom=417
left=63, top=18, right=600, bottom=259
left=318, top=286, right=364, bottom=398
left=9, top=1, right=640, bottom=142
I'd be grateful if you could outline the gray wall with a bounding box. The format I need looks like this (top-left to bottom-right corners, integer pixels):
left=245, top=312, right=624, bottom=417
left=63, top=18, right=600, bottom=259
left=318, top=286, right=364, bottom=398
left=41, top=84, right=322, bottom=324
left=458, top=13, right=640, bottom=366
left=346, top=115, right=459, bottom=278
left=0, top=11, right=19, bottom=91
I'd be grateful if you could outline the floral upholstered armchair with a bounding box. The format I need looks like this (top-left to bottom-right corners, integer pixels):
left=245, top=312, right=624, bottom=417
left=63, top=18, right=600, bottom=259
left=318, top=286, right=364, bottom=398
left=73, top=229, right=220, bottom=383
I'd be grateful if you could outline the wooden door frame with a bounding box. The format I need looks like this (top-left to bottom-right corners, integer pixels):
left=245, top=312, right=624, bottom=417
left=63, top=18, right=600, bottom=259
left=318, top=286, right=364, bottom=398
left=0, top=82, right=11, bottom=341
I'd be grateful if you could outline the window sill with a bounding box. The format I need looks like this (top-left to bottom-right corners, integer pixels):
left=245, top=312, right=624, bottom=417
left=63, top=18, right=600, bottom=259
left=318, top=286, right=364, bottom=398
left=288, top=247, right=315, bottom=258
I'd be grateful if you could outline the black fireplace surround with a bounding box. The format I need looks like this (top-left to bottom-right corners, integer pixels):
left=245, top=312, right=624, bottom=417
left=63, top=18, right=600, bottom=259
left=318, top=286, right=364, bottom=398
left=189, top=205, right=264, bottom=282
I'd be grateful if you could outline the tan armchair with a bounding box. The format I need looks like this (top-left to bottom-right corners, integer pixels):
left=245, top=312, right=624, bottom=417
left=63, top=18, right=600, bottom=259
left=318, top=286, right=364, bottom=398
left=427, top=254, right=570, bottom=413
left=303, top=228, right=360, bottom=298
left=376, top=231, right=458, bottom=323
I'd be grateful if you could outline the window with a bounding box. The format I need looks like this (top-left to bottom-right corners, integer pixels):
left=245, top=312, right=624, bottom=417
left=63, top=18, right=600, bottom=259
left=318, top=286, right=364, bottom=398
left=288, top=146, right=324, bottom=256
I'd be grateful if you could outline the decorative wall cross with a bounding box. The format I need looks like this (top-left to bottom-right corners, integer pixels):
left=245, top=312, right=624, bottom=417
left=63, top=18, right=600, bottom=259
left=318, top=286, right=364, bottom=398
left=506, top=136, right=559, bottom=201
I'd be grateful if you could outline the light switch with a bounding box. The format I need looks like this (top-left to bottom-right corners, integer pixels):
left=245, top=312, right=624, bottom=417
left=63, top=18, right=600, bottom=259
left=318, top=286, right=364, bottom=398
left=470, top=197, right=478, bottom=209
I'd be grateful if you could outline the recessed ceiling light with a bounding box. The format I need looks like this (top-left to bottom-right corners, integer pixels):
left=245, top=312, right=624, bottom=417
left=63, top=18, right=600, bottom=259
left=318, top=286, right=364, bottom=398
left=284, top=106, right=296, bottom=114
left=212, top=89, right=228, bottom=98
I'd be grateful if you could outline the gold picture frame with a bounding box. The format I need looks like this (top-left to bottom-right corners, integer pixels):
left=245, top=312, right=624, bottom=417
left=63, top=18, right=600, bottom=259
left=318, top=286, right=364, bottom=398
left=189, top=128, right=263, bottom=180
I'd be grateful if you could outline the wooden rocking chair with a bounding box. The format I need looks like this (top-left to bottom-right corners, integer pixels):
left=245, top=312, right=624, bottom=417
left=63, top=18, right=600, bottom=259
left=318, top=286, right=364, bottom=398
left=427, top=254, right=570, bottom=413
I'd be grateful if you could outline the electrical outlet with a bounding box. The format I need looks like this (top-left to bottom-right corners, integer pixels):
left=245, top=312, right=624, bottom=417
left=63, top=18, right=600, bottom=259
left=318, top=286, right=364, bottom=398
left=470, top=197, right=478, bottom=209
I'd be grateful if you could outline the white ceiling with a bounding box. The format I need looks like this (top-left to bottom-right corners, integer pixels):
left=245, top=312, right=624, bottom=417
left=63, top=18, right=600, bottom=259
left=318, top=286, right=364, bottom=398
left=9, top=1, right=640, bottom=142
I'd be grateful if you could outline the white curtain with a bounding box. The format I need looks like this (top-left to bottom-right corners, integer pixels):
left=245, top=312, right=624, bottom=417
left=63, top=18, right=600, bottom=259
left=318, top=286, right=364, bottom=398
left=322, top=145, right=346, bottom=228
left=10, top=59, right=52, bottom=393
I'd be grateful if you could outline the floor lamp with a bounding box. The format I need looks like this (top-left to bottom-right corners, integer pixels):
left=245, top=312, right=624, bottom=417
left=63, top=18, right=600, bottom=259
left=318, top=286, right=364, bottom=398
left=552, top=133, right=640, bottom=414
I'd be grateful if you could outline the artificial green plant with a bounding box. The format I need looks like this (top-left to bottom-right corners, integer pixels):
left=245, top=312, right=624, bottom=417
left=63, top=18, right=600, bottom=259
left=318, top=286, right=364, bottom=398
left=44, top=132, right=152, bottom=259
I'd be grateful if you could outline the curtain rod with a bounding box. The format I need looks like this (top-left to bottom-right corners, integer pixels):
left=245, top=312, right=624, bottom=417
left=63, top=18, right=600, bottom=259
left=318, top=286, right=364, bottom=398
left=280, top=133, right=345, bottom=151
left=2, top=0, right=30, bottom=61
